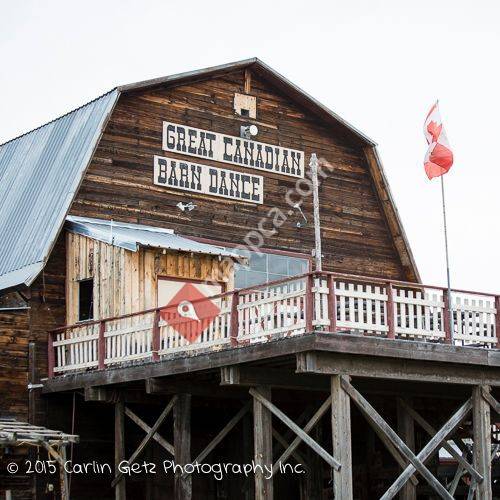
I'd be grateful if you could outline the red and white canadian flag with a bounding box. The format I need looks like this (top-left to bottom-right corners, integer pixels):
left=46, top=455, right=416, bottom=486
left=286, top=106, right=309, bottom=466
left=423, top=101, right=454, bottom=179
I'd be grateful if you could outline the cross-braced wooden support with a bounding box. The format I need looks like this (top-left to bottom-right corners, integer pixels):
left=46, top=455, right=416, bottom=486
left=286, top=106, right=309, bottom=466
left=249, top=386, right=342, bottom=499
left=396, top=398, right=416, bottom=500
left=340, top=376, right=471, bottom=500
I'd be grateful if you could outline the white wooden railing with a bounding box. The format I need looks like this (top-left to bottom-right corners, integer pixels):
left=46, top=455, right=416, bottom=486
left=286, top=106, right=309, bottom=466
left=48, top=272, right=500, bottom=375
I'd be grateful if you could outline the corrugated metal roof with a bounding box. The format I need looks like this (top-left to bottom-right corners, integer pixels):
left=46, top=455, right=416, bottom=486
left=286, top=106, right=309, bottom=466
left=0, top=90, right=119, bottom=291
left=66, top=216, right=241, bottom=259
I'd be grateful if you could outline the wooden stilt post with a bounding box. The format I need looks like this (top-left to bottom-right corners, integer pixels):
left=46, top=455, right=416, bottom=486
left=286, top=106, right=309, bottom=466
left=473, top=386, right=491, bottom=499
left=331, top=375, right=352, bottom=500
left=59, top=444, right=69, bottom=500
left=253, top=386, right=273, bottom=500
left=174, top=394, right=192, bottom=500
left=300, top=425, right=323, bottom=500
left=114, top=400, right=126, bottom=500
left=397, top=399, right=416, bottom=500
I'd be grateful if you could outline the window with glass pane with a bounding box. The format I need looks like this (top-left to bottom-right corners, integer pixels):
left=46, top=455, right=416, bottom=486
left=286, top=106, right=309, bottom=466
left=227, top=248, right=309, bottom=288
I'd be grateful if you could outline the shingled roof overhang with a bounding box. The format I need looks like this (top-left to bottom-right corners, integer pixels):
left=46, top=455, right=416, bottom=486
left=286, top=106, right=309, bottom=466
left=0, top=58, right=420, bottom=293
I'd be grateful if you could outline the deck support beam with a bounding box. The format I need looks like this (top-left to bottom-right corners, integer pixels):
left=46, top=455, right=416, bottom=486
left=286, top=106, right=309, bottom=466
left=174, top=394, right=192, bottom=500
left=252, top=386, right=273, bottom=500
left=473, top=385, right=492, bottom=499
left=396, top=398, right=416, bottom=500
left=331, top=375, right=353, bottom=500
left=114, top=400, right=126, bottom=500
left=341, top=376, right=461, bottom=500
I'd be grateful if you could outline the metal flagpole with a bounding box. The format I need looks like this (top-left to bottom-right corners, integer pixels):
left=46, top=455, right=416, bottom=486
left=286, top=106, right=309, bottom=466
left=310, top=153, right=322, bottom=272
left=440, top=175, right=454, bottom=342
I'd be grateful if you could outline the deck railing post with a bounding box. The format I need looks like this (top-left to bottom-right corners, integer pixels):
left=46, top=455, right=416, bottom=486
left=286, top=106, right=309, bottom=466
left=47, top=330, right=55, bottom=378
left=327, top=275, right=337, bottom=332
left=230, top=291, right=239, bottom=346
left=98, top=321, right=106, bottom=370
left=495, top=296, right=500, bottom=349
left=152, top=309, right=161, bottom=361
left=387, top=282, right=395, bottom=339
left=306, top=274, right=314, bottom=332
left=443, top=289, right=452, bottom=344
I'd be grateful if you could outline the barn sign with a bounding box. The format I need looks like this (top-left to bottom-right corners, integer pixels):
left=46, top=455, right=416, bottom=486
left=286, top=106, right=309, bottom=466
left=154, top=155, right=264, bottom=204
left=162, top=121, right=304, bottom=178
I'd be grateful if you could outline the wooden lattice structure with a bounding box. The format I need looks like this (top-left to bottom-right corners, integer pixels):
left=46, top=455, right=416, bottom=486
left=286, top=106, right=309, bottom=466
left=0, top=419, right=78, bottom=500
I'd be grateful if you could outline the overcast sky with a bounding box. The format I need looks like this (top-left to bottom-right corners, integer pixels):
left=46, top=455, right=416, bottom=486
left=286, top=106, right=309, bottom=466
left=1, top=0, right=498, bottom=292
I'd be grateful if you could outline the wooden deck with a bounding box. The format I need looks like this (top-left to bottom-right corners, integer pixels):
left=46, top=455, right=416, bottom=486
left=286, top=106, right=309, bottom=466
left=47, top=271, right=500, bottom=378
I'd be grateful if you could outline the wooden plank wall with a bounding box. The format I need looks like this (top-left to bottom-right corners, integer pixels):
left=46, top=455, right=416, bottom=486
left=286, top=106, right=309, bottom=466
left=71, top=69, right=410, bottom=281
left=66, top=232, right=233, bottom=324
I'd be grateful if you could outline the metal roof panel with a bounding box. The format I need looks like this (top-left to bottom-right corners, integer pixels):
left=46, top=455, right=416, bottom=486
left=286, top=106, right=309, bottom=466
left=66, top=216, right=240, bottom=259
left=0, top=90, right=119, bottom=291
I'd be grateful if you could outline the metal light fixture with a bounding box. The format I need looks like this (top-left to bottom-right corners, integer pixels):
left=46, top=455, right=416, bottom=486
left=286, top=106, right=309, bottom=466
left=240, top=124, right=259, bottom=140
left=176, top=201, right=196, bottom=212
left=293, top=203, right=308, bottom=228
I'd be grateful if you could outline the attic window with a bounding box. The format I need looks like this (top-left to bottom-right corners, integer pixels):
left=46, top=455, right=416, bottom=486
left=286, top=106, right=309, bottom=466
left=78, top=279, right=94, bottom=322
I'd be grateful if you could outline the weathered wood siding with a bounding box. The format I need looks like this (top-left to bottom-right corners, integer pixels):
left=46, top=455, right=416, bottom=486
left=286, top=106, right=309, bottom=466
left=66, top=232, right=233, bottom=324
left=71, top=69, right=411, bottom=281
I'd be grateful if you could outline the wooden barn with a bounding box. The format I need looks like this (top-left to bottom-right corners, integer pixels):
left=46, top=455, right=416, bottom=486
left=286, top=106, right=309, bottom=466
left=0, top=58, right=499, bottom=500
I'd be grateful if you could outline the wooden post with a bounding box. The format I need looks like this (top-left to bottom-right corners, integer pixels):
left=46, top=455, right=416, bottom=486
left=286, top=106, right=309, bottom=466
left=310, top=153, right=322, bottom=272
left=305, top=274, right=314, bottom=332
left=98, top=321, right=106, bottom=369
left=115, top=400, right=126, bottom=500
left=152, top=309, right=161, bottom=362
left=443, top=289, right=452, bottom=344
left=230, top=291, right=239, bottom=346
left=387, top=282, right=395, bottom=339
left=495, top=296, right=500, bottom=348
left=253, top=386, right=273, bottom=500
left=300, top=425, right=323, bottom=500
left=327, top=275, right=337, bottom=332
left=473, top=386, right=491, bottom=499
left=59, top=444, right=69, bottom=500
left=397, top=399, right=416, bottom=500
left=47, top=330, right=55, bottom=378
left=174, top=394, right=192, bottom=500
left=331, top=375, right=352, bottom=500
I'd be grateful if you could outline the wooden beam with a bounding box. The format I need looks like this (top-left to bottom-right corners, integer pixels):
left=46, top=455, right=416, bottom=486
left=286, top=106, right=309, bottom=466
left=341, top=377, right=454, bottom=500
left=396, top=398, right=416, bottom=500
left=146, top=377, right=247, bottom=399
left=272, top=428, right=307, bottom=469
left=297, top=351, right=500, bottom=386
left=253, top=386, right=273, bottom=500
left=331, top=375, right=353, bottom=500
left=481, top=386, right=500, bottom=416
left=84, top=386, right=108, bottom=402
left=398, top=398, right=482, bottom=483
left=244, top=69, right=251, bottom=94
left=125, top=406, right=174, bottom=456
left=43, top=333, right=500, bottom=394
left=473, top=386, right=492, bottom=499
left=369, top=417, right=418, bottom=487
left=249, top=388, right=340, bottom=471
left=114, top=400, right=126, bottom=500
left=220, top=366, right=329, bottom=391
left=112, top=397, right=176, bottom=488
left=174, top=394, right=192, bottom=500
